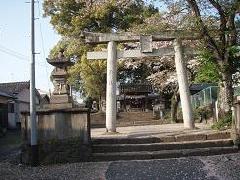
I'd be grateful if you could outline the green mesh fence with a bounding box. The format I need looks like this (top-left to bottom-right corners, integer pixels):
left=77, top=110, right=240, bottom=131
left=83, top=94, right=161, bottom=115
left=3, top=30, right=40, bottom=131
left=191, top=86, right=218, bottom=109
left=190, top=86, right=240, bottom=109
left=234, top=86, right=240, bottom=96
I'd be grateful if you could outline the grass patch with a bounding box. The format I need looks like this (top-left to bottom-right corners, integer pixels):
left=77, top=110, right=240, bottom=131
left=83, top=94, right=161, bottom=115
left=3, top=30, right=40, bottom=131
left=212, top=113, right=232, bottom=130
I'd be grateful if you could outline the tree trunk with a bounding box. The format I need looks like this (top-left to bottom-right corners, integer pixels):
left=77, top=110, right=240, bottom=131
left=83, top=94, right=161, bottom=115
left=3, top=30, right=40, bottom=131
left=98, top=95, right=102, bottom=111
left=171, top=88, right=180, bottom=123
left=218, top=70, right=234, bottom=118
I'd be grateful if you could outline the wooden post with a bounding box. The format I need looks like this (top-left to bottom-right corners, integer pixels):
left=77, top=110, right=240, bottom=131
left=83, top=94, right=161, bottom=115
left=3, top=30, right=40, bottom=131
left=173, top=39, right=194, bottom=129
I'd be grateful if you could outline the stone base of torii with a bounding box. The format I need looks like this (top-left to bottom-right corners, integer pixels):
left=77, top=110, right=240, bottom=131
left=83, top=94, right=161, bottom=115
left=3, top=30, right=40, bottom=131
left=83, top=32, right=197, bottom=132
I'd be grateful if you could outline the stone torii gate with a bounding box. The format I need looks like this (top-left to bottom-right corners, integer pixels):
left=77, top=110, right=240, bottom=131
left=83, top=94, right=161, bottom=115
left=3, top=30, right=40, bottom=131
left=84, top=32, right=198, bottom=132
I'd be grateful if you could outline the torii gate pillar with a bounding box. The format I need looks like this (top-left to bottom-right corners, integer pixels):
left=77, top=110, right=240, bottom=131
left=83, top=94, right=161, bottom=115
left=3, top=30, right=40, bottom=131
left=106, top=41, right=117, bottom=132
left=174, top=39, right=194, bottom=129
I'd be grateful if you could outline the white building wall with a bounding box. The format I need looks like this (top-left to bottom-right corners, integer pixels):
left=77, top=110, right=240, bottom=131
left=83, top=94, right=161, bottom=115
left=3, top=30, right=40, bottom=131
left=17, top=88, right=40, bottom=111
left=8, top=89, right=40, bottom=128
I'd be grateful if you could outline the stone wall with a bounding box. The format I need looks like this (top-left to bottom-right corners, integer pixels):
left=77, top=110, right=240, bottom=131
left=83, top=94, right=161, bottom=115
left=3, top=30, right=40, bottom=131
left=232, top=98, right=240, bottom=146
left=21, top=108, right=91, bottom=165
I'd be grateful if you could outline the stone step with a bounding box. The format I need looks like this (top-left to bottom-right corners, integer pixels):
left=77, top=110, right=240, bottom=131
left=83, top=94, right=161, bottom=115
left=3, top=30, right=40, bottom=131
left=91, top=112, right=157, bottom=128
left=92, top=131, right=231, bottom=144
left=91, top=120, right=162, bottom=128
left=117, top=120, right=162, bottom=126
left=90, top=146, right=239, bottom=162
left=92, top=139, right=234, bottom=153
left=132, top=120, right=161, bottom=125
left=92, top=137, right=166, bottom=144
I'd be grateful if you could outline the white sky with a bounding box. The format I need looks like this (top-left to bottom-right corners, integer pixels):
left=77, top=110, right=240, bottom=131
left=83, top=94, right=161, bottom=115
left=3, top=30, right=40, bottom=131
left=0, top=0, right=60, bottom=92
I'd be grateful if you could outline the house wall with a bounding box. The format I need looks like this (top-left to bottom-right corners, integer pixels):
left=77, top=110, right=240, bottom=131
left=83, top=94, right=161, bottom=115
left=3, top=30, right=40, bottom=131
left=8, top=113, right=16, bottom=129
left=0, top=96, right=13, bottom=129
left=17, top=88, right=30, bottom=103
left=19, top=102, right=30, bottom=112
left=8, top=89, right=40, bottom=129
left=17, top=88, right=40, bottom=104
left=0, top=96, right=19, bottom=129
left=16, top=102, right=29, bottom=124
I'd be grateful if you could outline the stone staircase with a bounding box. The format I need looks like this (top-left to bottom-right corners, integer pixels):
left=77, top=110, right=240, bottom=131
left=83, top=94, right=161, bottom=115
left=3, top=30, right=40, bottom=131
left=91, top=111, right=162, bottom=128
left=90, top=132, right=239, bottom=162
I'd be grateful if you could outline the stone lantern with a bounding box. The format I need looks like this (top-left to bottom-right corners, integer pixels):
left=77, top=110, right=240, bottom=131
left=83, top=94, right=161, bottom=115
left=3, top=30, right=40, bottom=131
left=46, top=49, right=74, bottom=109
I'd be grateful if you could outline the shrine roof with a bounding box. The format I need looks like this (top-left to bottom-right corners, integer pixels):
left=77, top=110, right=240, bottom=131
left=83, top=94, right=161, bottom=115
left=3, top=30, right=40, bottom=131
left=120, top=83, right=153, bottom=94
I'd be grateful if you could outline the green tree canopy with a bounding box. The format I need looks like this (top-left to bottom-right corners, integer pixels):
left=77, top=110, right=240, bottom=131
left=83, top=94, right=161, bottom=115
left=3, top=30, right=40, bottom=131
left=43, top=0, right=158, bottom=36
left=44, top=0, right=158, bottom=100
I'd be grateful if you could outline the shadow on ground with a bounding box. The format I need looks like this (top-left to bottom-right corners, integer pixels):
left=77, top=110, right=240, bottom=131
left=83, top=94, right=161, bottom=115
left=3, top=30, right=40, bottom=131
left=0, top=130, right=22, bottom=161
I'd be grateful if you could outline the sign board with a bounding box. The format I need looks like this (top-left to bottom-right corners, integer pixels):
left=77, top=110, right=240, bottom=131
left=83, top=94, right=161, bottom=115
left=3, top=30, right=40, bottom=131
left=140, top=35, right=152, bottom=53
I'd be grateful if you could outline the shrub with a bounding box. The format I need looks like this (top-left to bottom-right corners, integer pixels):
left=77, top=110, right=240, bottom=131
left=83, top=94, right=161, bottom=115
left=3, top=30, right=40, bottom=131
left=193, top=105, right=214, bottom=122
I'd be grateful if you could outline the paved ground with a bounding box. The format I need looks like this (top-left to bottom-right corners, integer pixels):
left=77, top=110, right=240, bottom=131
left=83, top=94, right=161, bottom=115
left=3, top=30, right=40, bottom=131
left=1, top=153, right=240, bottom=180
left=1, top=124, right=238, bottom=180
left=91, top=123, right=228, bottom=139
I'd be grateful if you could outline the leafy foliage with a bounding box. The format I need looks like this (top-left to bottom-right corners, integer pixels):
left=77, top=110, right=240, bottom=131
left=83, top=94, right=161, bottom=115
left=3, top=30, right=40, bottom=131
left=43, top=0, right=158, bottom=36
left=68, top=55, right=107, bottom=99
left=194, top=50, right=220, bottom=83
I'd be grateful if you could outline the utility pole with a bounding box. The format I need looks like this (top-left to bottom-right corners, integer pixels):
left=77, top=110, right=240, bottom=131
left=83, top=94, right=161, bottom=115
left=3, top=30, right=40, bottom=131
left=30, top=0, right=38, bottom=166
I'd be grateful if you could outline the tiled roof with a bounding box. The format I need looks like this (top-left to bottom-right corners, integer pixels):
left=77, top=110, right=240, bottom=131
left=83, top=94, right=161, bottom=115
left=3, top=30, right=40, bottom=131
left=190, top=83, right=218, bottom=91
left=120, top=83, right=153, bottom=94
left=0, top=90, right=14, bottom=98
left=0, top=81, right=30, bottom=96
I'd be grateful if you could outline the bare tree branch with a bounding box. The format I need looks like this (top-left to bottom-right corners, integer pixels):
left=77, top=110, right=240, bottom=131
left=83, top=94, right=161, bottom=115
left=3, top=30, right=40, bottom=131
left=208, top=0, right=228, bottom=60
left=186, top=0, right=221, bottom=60
left=227, top=0, right=240, bottom=46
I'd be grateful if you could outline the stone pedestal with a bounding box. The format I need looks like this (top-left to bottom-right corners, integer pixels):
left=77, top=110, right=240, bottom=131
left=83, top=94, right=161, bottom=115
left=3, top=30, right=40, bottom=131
left=50, top=94, right=72, bottom=104
left=21, top=108, right=91, bottom=165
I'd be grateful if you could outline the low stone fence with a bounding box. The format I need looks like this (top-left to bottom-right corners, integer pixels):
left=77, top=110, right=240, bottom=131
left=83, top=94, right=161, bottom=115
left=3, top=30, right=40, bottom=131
left=21, top=108, right=91, bottom=165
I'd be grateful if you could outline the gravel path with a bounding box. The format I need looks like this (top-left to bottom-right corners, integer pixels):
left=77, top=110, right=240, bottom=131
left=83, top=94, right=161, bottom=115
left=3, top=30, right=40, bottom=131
left=1, top=153, right=240, bottom=180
